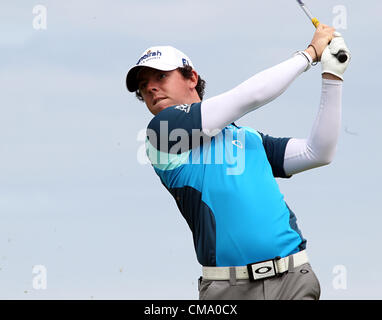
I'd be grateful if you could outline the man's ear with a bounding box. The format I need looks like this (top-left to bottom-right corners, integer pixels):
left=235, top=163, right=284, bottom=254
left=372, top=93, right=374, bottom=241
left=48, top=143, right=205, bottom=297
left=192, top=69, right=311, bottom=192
left=189, top=69, right=199, bottom=89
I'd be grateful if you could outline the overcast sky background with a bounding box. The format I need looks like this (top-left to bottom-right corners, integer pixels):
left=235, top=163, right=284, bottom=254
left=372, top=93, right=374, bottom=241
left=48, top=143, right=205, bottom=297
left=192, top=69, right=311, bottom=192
left=0, top=0, right=381, bottom=300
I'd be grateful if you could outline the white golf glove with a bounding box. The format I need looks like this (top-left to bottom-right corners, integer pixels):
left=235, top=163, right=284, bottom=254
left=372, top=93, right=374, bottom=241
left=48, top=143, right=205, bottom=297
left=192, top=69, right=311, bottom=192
left=321, top=33, right=351, bottom=80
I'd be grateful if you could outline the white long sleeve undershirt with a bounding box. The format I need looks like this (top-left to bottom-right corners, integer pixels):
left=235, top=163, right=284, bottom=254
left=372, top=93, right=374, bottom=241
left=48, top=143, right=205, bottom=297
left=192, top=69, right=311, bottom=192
left=200, top=54, right=343, bottom=176
left=201, top=54, right=309, bottom=134
left=283, top=79, right=342, bottom=176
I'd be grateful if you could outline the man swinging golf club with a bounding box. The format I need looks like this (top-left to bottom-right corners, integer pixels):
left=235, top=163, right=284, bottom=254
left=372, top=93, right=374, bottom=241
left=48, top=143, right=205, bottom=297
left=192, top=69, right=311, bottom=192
left=126, top=23, right=351, bottom=299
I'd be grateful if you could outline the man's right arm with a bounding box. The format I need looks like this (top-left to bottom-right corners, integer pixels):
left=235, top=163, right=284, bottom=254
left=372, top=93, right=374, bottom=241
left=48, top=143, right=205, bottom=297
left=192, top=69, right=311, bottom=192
left=201, top=54, right=310, bottom=135
left=200, top=24, right=335, bottom=136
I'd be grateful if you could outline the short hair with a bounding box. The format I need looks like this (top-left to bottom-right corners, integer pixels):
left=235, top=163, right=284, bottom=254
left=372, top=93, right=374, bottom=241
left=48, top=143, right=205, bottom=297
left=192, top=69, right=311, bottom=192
left=135, top=65, right=206, bottom=102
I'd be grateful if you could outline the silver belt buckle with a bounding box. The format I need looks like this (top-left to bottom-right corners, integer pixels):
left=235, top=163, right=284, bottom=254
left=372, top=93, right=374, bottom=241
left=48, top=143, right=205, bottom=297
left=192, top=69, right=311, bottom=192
left=247, top=257, right=279, bottom=281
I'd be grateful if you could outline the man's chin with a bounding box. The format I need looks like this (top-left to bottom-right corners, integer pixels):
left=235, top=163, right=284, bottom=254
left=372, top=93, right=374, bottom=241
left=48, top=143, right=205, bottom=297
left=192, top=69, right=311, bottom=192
left=154, top=99, right=173, bottom=112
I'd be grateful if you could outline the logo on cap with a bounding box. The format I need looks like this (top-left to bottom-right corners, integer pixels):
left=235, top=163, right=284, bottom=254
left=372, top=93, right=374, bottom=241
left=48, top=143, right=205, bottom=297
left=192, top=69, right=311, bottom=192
left=182, top=58, right=189, bottom=67
left=136, top=50, right=162, bottom=65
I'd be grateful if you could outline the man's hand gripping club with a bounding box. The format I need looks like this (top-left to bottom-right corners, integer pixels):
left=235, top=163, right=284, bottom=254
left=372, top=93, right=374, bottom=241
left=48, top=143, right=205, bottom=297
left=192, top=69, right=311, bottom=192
left=304, top=24, right=351, bottom=80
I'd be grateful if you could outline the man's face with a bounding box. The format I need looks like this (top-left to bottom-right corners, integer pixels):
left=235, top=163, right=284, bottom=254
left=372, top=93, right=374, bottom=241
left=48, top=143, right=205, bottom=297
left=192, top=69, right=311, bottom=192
left=136, top=67, right=198, bottom=115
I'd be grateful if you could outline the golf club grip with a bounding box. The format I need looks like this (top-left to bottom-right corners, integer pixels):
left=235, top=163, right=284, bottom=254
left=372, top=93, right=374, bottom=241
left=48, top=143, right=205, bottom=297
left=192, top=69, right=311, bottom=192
left=334, top=50, right=348, bottom=63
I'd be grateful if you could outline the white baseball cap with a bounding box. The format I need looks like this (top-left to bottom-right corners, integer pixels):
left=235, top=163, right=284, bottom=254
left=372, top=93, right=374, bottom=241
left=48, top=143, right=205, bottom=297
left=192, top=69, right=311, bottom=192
left=126, top=45, right=195, bottom=92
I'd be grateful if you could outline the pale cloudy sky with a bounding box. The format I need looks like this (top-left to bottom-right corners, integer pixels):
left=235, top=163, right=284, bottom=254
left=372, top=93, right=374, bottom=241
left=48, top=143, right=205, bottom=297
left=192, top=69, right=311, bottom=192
left=0, top=0, right=381, bottom=299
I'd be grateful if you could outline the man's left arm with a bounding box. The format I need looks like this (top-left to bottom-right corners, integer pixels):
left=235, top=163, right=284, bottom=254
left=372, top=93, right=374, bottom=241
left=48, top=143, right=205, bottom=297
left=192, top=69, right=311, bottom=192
left=283, top=35, right=351, bottom=176
left=283, top=77, right=342, bottom=176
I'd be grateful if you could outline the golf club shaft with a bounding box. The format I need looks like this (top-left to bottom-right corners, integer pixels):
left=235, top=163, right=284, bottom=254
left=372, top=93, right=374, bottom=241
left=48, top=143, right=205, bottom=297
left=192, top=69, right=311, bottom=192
left=296, top=0, right=320, bottom=28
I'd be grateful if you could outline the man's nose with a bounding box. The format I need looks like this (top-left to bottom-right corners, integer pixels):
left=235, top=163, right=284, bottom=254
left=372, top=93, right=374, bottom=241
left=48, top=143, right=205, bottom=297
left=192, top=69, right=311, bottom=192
left=146, top=79, right=159, bottom=93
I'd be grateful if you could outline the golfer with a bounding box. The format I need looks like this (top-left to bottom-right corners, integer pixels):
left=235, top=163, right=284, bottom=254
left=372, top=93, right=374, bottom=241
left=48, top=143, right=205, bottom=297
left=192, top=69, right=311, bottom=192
left=126, top=24, right=350, bottom=300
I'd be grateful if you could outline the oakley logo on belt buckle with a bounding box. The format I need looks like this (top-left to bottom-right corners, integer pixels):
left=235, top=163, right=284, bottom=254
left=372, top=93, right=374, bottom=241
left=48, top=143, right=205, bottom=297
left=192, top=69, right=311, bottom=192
left=247, top=259, right=278, bottom=281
